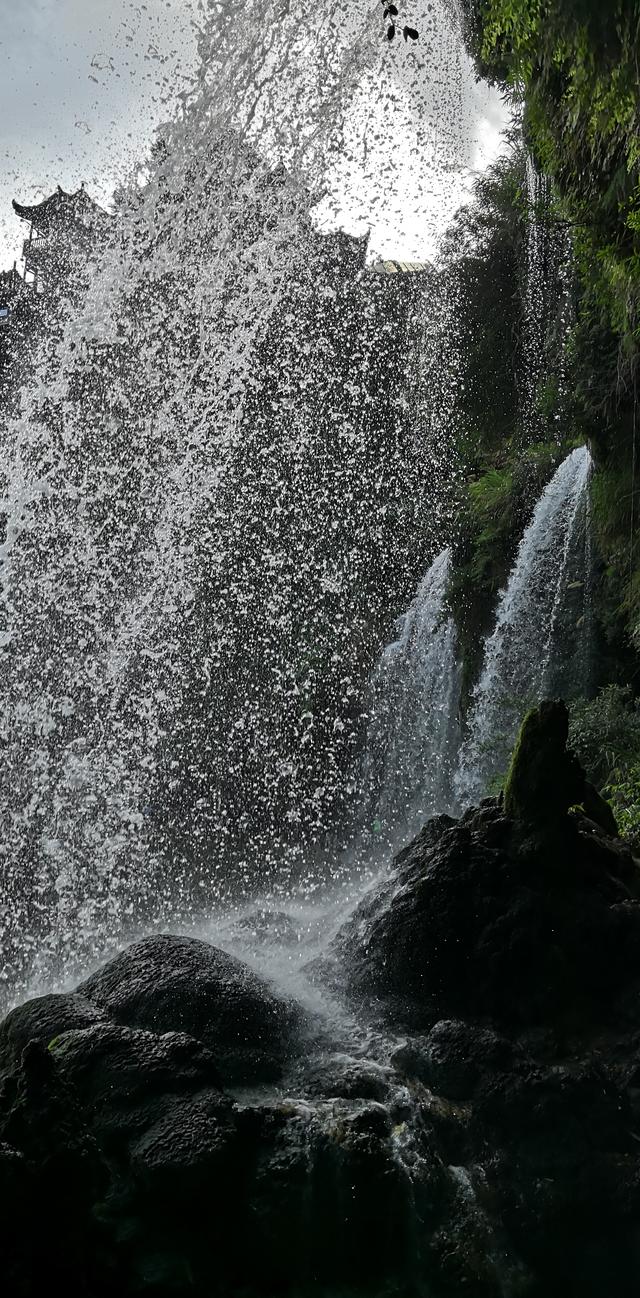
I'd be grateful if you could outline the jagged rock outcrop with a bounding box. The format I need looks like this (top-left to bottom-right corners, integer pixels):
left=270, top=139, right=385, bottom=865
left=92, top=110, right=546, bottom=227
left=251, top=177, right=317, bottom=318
left=317, top=814, right=640, bottom=1035
left=503, top=698, right=585, bottom=827
left=314, top=703, right=640, bottom=1035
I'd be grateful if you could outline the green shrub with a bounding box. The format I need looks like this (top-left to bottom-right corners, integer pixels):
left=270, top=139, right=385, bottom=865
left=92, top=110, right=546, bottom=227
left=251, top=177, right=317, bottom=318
left=569, top=685, right=640, bottom=788
left=604, top=764, right=640, bottom=850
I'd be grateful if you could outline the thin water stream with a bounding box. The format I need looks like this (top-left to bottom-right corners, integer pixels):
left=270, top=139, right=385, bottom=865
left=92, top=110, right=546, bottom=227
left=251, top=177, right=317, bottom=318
left=455, top=445, right=592, bottom=805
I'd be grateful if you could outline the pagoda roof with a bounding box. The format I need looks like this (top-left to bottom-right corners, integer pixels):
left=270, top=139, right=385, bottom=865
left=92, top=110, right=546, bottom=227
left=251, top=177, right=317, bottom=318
left=12, top=185, right=109, bottom=230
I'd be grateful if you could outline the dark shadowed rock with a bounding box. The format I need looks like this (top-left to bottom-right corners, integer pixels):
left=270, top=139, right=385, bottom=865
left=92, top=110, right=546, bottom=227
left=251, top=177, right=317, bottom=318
left=128, top=1086, right=235, bottom=1185
left=48, top=1021, right=229, bottom=1146
left=230, top=1097, right=433, bottom=1292
left=392, top=1019, right=516, bottom=1100
left=503, top=699, right=584, bottom=829
left=322, top=799, right=640, bottom=1031
left=0, top=992, right=106, bottom=1076
left=0, top=1040, right=116, bottom=1296
left=1, top=706, right=640, bottom=1297
left=76, top=933, right=302, bottom=1084
left=472, top=1060, right=640, bottom=1292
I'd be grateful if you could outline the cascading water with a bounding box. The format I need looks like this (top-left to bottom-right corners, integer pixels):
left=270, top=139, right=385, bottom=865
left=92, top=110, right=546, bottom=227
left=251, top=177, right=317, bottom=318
left=455, top=445, right=592, bottom=806
left=521, top=155, right=548, bottom=434
left=0, top=13, right=626, bottom=1293
left=362, top=547, right=461, bottom=851
left=521, top=155, right=575, bottom=441
left=0, top=0, right=493, bottom=1007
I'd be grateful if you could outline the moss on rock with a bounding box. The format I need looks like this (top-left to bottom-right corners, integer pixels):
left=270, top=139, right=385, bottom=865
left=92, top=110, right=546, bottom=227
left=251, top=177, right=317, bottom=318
left=503, top=699, right=585, bottom=827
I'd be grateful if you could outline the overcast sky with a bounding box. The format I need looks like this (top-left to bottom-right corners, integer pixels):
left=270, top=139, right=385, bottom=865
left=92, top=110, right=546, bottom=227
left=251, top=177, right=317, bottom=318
left=0, top=0, right=197, bottom=263
left=0, top=0, right=508, bottom=268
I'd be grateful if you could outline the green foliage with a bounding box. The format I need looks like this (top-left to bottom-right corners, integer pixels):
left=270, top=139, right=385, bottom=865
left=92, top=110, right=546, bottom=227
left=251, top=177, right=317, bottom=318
left=569, top=684, right=640, bottom=787
left=467, top=468, right=514, bottom=568
left=487, top=769, right=507, bottom=796
left=604, top=763, right=640, bottom=848
left=448, top=439, right=569, bottom=701
left=458, top=0, right=640, bottom=675
left=460, top=0, right=640, bottom=389
left=438, top=146, right=581, bottom=697
left=569, top=684, right=640, bottom=846
left=440, top=150, right=527, bottom=466
left=587, top=441, right=640, bottom=645
left=462, top=443, right=563, bottom=585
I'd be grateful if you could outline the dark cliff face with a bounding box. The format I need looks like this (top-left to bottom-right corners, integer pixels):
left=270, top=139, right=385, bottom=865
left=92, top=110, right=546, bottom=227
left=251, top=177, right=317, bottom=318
left=2, top=705, right=640, bottom=1298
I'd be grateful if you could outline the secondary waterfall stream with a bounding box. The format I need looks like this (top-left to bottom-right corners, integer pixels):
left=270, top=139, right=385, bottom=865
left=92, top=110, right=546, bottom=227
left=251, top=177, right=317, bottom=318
left=363, top=446, right=593, bottom=827
left=362, top=547, right=461, bottom=852
left=455, top=445, right=592, bottom=805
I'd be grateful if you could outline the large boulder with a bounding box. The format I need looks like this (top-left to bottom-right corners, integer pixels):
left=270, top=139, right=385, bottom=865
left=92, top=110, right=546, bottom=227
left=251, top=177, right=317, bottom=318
left=76, top=933, right=303, bottom=1084
left=317, top=794, right=640, bottom=1032
left=0, top=992, right=107, bottom=1076
left=47, top=1022, right=229, bottom=1147
left=0, top=1040, right=116, bottom=1297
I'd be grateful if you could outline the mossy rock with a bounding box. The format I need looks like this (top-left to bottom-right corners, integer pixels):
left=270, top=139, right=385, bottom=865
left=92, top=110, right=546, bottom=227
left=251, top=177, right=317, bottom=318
left=504, top=700, right=585, bottom=828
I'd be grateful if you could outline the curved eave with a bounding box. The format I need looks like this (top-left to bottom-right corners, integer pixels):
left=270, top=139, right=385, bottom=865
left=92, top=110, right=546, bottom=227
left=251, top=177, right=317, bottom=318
left=12, top=186, right=109, bottom=228
left=12, top=199, right=40, bottom=222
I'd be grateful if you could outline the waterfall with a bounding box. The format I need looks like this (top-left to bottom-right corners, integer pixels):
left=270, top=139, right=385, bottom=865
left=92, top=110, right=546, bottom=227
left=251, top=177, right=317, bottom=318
left=455, top=445, right=592, bottom=806
left=0, top=3, right=491, bottom=1004
left=521, top=155, right=548, bottom=437
left=362, top=547, right=461, bottom=851
left=521, top=155, right=575, bottom=442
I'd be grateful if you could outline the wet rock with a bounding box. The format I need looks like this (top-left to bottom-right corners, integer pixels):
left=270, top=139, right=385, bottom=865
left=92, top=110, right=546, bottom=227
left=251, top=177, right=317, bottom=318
left=503, top=698, right=584, bottom=830
left=429, top=1163, right=527, bottom=1298
left=48, top=1021, right=229, bottom=1147
left=325, top=795, right=640, bottom=1031
left=301, top=1055, right=391, bottom=1102
left=391, top=1019, right=516, bottom=1100
left=1, top=707, right=639, bottom=1298
left=394, top=811, right=458, bottom=864
left=472, top=1062, right=640, bottom=1296
left=0, top=1040, right=116, bottom=1296
left=76, top=933, right=303, bottom=1083
left=223, top=1097, right=434, bottom=1293
left=128, top=1086, right=237, bottom=1192
left=0, top=991, right=106, bottom=1076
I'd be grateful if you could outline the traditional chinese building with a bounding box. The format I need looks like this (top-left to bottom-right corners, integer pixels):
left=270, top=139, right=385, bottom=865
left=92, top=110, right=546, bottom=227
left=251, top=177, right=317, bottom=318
left=12, top=184, right=111, bottom=294
left=0, top=264, right=29, bottom=321
left=0, top=264, right=37, bottom=406
left=0, top=185, right=110, bottom=406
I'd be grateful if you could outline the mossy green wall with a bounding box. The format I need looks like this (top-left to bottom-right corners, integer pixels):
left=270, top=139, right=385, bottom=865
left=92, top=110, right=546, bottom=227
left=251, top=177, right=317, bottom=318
left=452, top=0, right=640, bottom=684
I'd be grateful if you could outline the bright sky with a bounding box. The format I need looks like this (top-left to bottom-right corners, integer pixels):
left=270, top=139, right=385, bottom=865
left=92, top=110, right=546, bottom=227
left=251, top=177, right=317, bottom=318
left=0, top=0, right=198, bottom=264
left=317, top=27, right=509, bottom=263
left=0, top=0, right=508, bottom=269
